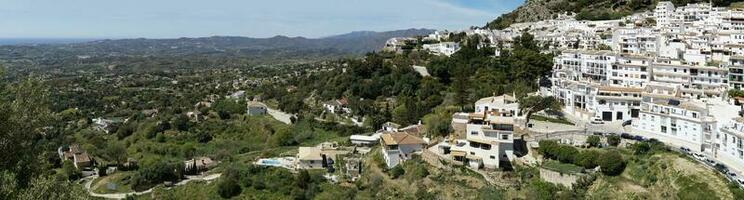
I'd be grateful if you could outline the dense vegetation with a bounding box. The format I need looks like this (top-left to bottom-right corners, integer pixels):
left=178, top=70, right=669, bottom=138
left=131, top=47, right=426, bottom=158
left=261, top=32, right=553, bottom=130
left=0, top=70, right=90, bottom=199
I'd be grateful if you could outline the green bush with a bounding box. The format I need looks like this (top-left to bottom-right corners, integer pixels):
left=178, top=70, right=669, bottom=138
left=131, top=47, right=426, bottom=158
left=607, top=135, right=621, bottom=147
left=217, top=179, right=242, bottom=198
left=575, top=150, right=600, bottom=169
left=404, top=159, right=429, bottom=181
left=131, top=161, right=184, bottom=191
left=61, top=160, right=82, bottom=181
left=555, top=145, right=579, bottom=164
left=597, top=151, right=625, bottom=176
left=586, top=136, right=601, bottom=148
left=389, top=165, right=405, bottom=179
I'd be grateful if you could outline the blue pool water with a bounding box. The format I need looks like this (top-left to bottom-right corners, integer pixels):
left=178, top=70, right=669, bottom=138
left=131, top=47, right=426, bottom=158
left=261, top=159, right=281, bottom=165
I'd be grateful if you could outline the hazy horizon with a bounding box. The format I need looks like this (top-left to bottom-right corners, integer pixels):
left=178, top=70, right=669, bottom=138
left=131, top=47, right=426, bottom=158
left=1, top=0, right=521, bottom=39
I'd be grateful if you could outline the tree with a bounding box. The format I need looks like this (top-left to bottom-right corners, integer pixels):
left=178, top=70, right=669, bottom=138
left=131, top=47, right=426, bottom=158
left=16, top=175, right=91, bottom=200
left=61, top=160, right=81, bottom=181
left=269, top=127, right=296, bottom=147
left=217, top=179, right=242, bottom=198
left=97, top=165, right=108, bottom=177
left=586, top=136, right=601, bottom=148
left=297, top=169, right=311, bottom=189
left=519, top=96, right=561, bottom=125
left=0, top=74, right=53, bottom=188
left=597, top=151, right=625, bottom=176
left=213, top=99, right=245, bottom=119
left=172, top=114, right=190, bottom=131
left=422, top=111, right=452, bottom=138
left=555, top=146, right=579, bottom=164
left=104, top=141, right=127, bottom=165
left=607, top=135, right=621, bottom=147
left=575, top=150, right=600, bottom=169
left=515, top=32, right=540, bottom=52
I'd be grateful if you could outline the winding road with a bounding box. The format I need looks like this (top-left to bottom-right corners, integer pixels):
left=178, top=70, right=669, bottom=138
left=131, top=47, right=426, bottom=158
left=83, top=173, right=222, bottom=199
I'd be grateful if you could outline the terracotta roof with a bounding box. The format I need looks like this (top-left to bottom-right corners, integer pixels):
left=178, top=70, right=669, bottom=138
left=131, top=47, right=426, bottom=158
left=74, top=152, right=91, bottom=163
left=380, top=133, right=425, bottom=145
left=337, top=98, right=348, bottom=106
left=400, top=124, right=423, bottom=135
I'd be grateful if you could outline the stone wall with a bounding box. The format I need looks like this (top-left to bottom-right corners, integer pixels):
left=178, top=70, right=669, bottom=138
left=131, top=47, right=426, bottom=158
left=539, top=168, right=582, bottom=189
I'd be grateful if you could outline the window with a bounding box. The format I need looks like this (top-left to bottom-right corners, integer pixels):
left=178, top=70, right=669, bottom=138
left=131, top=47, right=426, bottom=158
left=471, top=131, right=478, bottom=135
left=501, top=134, right=509, bottom=140
left=470, top=152, right=475, bottom=155
left=490, top=155, right=496, bottom=159
left=661, top=126, right=667, bottom=133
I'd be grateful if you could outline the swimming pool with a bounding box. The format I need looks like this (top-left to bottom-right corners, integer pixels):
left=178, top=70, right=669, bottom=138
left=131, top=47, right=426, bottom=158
left=255, top=157, right=297, bottom=169
left=260, top=159, right=281, bottom=166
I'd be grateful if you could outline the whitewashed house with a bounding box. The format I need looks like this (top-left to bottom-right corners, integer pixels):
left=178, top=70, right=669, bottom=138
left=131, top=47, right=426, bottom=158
left=422, top=42, right=461, bottom=56
left=380, top=133, right=426, bottom=168
left=450, top=95, right=518, bottom=169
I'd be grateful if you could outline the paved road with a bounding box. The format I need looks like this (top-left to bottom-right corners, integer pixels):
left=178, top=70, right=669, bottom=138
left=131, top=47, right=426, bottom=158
left=84, top=173, right=221, bottom=199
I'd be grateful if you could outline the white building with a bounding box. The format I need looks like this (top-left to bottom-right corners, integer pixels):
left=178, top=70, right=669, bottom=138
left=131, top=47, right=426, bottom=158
left=297, top=142, right=346, bottom=169
left=450, top=95, right=518, bottom=169
left=380, top=132, right=426, bottom=168
left=322, top=98, right=349, bottom=114
left=633, top=97, right=717, bottom=152
left=655, top=1, right=676, bottom=29
left=718, top=117, right=744, bottom=169
left=422, top=42, right=461, bottom=56
left=384, top=37, right=416, bottom=52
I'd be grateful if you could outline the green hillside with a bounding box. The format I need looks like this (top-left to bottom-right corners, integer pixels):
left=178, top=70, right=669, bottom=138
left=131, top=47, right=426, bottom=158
left=486, top=0, right=742, bottom=30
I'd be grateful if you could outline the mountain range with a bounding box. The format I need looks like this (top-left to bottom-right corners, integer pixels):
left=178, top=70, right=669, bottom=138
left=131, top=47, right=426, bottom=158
left=0, top=29, right=434, bottom=60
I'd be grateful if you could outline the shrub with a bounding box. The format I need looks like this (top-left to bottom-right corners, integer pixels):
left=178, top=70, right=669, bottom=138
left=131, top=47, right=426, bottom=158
left=217, top=179, right=242, bottom=198
left=586, top=136, right=601, bottom=148
left=131, top=161, right=184, bottom=191
left=598, top=151, right=625, bottom=176
left=555, top=146, right=579, bottom=164
left=61, top=160, right=82, bottom=181
left=575, top=150, right=600, bottom=169
left=607, top=135, right=621, bottom=147
left=97, top=165, right=108, bottom=177
left=404, top=160, right=429, bottom=181
left=389, top=165, right=405, bottom=179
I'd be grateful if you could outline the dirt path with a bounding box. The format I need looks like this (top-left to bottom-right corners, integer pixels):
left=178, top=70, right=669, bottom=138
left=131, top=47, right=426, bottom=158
left=267, top=107, right=294, bottom=124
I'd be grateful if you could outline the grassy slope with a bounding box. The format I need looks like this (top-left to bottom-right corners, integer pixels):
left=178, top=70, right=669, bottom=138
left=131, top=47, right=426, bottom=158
left=587, top=152, right=735, bottom=200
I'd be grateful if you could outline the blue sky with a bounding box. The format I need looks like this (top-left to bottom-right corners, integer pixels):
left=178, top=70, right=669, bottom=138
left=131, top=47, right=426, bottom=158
left=0, top=0, right=522, bottom=39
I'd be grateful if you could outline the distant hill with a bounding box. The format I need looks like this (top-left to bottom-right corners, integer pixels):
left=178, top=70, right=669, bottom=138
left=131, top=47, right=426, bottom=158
left=0, top=29, right=434, bottom=61
left=485, top=0, right=739, bottom=30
